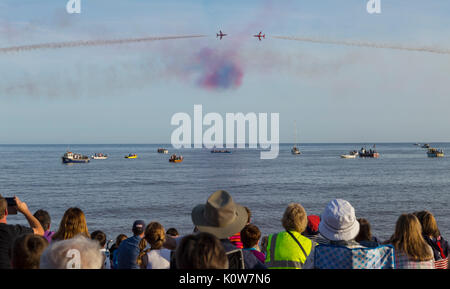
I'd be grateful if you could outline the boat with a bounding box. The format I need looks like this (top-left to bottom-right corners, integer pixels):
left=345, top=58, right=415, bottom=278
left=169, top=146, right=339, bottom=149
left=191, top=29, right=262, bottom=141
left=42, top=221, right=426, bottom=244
left=157, top=148, right=169, bottom=154
left=358, top=147, right=379, bottom=158
left=62, top=152, right=90, bottom=163
left=125, top=154, right=138, bottom=159
left=91, top=153, right=108, bottom=160
left=422, top=144, right=430, bottom=149
left=169, top=154, right=183, bottom=163
left=291, top=121, right=301, bottom=155
left=211, top=147, right=232, bottom=153
left=427, top=148, right=444, bottom=158
left=340, top=150, right=358, bottom=159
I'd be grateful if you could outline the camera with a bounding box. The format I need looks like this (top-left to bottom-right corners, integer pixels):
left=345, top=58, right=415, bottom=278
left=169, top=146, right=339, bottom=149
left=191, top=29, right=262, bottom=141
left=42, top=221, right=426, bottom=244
left=5, top=197, right=18, bottom=215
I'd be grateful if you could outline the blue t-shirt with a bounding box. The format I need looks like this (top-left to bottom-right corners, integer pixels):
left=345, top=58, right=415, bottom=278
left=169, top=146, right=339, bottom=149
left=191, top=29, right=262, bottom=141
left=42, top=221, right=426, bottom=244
left=116, top=235, right=141, bottom=269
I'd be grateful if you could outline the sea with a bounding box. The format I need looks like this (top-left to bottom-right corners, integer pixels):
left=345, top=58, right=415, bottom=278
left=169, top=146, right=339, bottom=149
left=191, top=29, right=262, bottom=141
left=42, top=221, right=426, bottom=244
left=1, top=143, right=449, bottom=243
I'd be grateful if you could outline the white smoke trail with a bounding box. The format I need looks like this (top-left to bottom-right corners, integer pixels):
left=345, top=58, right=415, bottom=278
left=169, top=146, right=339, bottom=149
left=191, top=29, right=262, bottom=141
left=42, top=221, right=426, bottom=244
left=0, top=35, right=207, bottom=53
left=273, top=36, right=450, bottom=55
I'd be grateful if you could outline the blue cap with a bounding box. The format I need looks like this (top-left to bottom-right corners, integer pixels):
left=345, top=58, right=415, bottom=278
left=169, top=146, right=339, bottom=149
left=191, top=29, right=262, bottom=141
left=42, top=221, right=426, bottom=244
left=132, top=220, right=146, bottom=234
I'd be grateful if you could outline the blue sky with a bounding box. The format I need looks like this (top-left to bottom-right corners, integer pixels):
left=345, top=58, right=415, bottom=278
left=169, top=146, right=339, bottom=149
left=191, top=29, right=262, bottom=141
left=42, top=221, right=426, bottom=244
left=1, top=0, right=450, bottom=144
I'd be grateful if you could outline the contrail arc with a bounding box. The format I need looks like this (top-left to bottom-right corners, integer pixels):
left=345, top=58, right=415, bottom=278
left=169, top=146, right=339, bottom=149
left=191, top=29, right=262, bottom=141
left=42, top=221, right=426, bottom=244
left=0, top=35, right=207, bottom=53
left=273, top=36, right=450, bottom=55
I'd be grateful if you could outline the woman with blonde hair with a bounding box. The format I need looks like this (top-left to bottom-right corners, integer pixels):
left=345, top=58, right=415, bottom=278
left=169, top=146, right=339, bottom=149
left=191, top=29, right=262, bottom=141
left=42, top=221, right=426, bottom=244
left=414, top=211, right=449, bottom=269
left=52, top=208, right=90, bottom=241
left=385, top=213, right=435, bottom=269
left=137, top=222, right=170, bottom=269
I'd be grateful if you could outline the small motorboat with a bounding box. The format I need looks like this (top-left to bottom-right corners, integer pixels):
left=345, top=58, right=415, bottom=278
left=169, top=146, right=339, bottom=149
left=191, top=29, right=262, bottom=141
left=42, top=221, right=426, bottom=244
left=125, top=154, right=138, bottom=159
left=291, top=146, right=301, bottom=155
left=169, top=154, right=183, bottom=163
left=211, top=149, right=232, bottom=154
left=91, top=153, right=108, bottom=160
left=422, top=144, right=430, bottom=149
left=157, top=148, right=169, bottom=154
left=358, top=147, right=379, bottom=158
left=427, top=148, right=444, bottom=158
left=341, top=151, right=358, bottom=159
left=62, top=152, right=90, bottom=163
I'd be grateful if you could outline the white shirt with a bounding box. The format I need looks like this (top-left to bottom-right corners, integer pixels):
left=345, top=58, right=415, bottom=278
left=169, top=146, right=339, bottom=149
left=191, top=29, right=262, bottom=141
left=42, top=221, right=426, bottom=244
left=145, top=249, right=170, bottom=269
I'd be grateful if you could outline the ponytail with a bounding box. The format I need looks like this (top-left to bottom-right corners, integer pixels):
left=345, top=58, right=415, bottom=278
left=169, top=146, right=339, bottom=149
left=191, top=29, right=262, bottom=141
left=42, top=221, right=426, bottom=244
left=136, top=238, right=151, bottom=268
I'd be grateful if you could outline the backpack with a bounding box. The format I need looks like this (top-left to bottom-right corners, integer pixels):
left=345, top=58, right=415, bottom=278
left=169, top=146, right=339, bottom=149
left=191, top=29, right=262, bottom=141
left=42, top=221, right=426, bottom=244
left=226, top=249, right=245, bottom=269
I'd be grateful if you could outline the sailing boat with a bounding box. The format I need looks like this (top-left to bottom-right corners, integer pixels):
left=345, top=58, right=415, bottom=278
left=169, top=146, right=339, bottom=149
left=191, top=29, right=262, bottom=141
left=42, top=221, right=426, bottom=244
left=291, top=121, right=301, bottom=155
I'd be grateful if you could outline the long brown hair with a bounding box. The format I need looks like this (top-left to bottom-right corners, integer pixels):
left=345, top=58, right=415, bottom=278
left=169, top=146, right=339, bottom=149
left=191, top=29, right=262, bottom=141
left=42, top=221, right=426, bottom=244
left=136, top=222, right=166, bottom=268
left=52, top=208, right=90, bottom=241
left=386, top=214, right=433, bottom=261
left=355, top=218, right=372, bottom=242
left=414, top=211, right=440, bottom=238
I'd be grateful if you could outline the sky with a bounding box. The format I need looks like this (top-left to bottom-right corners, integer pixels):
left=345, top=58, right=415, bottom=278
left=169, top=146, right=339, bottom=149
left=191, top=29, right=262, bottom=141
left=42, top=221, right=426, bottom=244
left=0, top=0, right=450, bottom=144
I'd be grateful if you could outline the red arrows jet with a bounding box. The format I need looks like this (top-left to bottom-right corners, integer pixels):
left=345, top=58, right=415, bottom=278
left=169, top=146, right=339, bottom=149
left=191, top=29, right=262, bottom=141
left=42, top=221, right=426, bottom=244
left=253, top=31, right=265, bottom=41
left=216, top=30, right=227, bottom=40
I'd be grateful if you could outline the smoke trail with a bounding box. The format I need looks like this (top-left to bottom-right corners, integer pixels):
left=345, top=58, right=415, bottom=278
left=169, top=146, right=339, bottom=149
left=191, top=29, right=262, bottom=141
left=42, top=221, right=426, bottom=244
left=273, top=36, right=450, bottom=55
left=0, top=35, right=207, bottom=53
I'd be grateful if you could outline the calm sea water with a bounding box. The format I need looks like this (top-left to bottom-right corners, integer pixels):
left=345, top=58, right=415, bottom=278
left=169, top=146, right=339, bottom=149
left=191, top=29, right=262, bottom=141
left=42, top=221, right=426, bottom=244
left=1, top=143, right=449, bottom=243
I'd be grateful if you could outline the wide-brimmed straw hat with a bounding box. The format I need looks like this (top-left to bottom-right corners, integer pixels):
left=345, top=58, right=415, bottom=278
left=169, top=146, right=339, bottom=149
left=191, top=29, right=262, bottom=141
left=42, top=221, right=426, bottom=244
left=318, top=199, right=360, bottom=241
left=191, top=190, right=248, bottom=239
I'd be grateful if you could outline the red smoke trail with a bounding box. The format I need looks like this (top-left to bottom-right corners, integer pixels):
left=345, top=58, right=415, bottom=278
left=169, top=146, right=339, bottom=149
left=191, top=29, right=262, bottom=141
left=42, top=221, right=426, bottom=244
left=0, top=35, right=207, bottom=53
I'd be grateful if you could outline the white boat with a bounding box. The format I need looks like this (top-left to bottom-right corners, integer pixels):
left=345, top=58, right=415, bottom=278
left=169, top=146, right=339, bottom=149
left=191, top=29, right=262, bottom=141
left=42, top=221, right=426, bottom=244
left=91, top=153, right=108, bottom=160
left=341, top=151, right=358, bottom=159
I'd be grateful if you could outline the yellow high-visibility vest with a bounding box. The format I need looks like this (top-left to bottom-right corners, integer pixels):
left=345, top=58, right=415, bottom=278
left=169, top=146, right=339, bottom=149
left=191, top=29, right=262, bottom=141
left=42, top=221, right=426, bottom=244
left=265, top=231, right=313, bottom=269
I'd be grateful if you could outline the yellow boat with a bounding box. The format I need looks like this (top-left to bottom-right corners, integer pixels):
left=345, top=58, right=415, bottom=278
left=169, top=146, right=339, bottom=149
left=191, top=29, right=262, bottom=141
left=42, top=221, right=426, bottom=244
left=125, top=154, right=138, bottom=159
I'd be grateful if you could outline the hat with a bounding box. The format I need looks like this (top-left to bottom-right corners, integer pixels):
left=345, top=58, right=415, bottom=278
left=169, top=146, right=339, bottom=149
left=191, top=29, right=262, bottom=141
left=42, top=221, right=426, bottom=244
left=318, top=199, right=360, bottom=241
left=132, top=220, right=146, bottom=235
left=191, top=190, right=248, bottom=239
left=306, top=215, right=320, bottom=234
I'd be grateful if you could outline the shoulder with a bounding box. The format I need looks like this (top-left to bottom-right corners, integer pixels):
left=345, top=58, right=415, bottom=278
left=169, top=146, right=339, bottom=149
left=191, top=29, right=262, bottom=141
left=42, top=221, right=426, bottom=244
left=0, top=223, right=33, bottom=236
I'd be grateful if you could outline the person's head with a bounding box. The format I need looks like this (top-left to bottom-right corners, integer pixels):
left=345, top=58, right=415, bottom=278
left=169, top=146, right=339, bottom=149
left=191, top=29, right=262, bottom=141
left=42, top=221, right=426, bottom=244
left=414, top=211, right=440, bottom=238
left=166, top=228, right=179, bottom=238
left=115, top=234, right=127, bottom=247
left=355, top=218, right=372, bottom=242
left=91, top=230, right=107, bottom=248
left=318, top=199, right=360, bottom=241
left=176, top=232, right=228, bottom=269
left=11, top=234, right=48, bottom=269
left=305, top=215, right=320, bottom=235
left=0, top=195, right=7, bottom=221
left=132, top=220, right=146, bottom=237
left=281, top=203, right=308, bottom=233
left=136, top=222, right=166, bottom=267
left=40, top=236, right=104, bottom=269
left=191, top=190, right=248, bottom=239
left=240, top=224, right=261, bottom=249
left=53, top=207, right=89, bottom=241
left=33, top=209, right=51, bottom=231
left=388, top=213, right=433, bottom=261
left=244, top=206, right=252, bottom=224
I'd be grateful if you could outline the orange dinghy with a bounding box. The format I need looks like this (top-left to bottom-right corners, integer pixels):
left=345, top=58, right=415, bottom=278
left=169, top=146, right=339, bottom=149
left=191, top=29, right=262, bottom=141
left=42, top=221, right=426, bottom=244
left=169, top=154, right=183, bottom=163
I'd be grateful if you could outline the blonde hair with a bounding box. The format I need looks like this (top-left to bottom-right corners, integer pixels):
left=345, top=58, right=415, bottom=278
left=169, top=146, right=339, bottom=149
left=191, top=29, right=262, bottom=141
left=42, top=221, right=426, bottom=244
left=386, top=214, right=433, bottom=261
left=52, top=208, right=90, bottom=241
left=414, top=211, right=440, bottom=238
left=281, top=203, right=307, bottom=233
left=137, top=222, right=166, bottom=268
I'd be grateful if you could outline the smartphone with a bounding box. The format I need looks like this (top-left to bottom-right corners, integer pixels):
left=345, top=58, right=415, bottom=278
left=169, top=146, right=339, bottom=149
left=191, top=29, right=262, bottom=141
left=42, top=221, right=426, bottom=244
left=5, top=197, right=18, bottom=215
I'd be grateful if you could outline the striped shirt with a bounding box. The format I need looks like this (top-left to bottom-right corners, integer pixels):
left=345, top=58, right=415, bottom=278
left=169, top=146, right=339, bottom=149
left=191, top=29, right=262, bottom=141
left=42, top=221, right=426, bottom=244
left=229, top=232, right=244, bottom=249
left=395, top=251, right=435, bottom=269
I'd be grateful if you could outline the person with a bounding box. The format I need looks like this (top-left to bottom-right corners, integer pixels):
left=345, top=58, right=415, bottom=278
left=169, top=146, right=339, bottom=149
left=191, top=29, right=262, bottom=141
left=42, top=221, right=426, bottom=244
left=52, top=207, right=90, bottom=241
left=190, top=190, right=266, bottom=269
left=355, top=218, right=381, bottom=247
left=166, top=228, right=179, bottom=238
left=414, top=211, right=449, bottom=269
left=384, top=214, right=435, bottom=269
left=40, top=235, right=104, bottom=269
left=176, top=232, right=228, bottom=269
left=109, top=233, right=127, bottom=269
left=11, top=234, right=48, bottom=269
left=116, top=220, right=145, bottom=269
left=0, top=195, right=44, bottom=269
left=137, top=222, right=171, bottom=269
left=33, top=209, right=55, bottom=243
left=91, top=230, right=111, bottom=269
left=241, top=224, right=265, bottom=263
left=265, top=203, right=314, bottom=269
left=229, top=206, right=251, bottom=249
left=301, top=215, right=328, bottom=245
left=305, top=199, right=370, bottom=269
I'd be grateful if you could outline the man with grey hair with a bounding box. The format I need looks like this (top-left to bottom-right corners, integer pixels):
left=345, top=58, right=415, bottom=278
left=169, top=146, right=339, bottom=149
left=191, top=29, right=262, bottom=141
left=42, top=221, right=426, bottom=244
left=40, top=236, right=104, bottom=269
